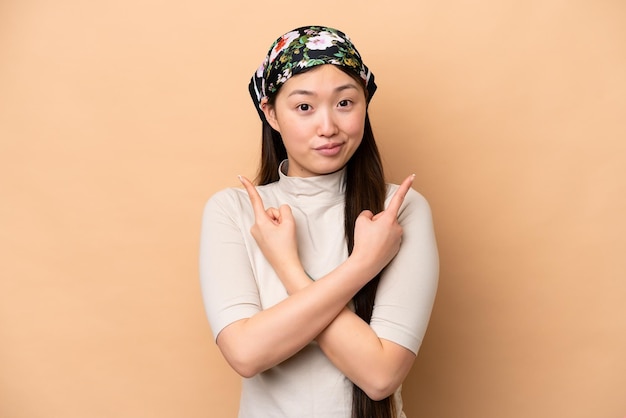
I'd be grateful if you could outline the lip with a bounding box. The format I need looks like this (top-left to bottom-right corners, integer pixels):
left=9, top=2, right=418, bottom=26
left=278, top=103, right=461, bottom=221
left=314, top=142, right=344, bottom=156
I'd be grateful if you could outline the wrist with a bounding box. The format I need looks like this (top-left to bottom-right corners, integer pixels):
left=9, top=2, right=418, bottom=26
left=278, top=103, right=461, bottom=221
left=347, top=251, right=378, bottom=277
left=275, top=261, right=310, bottom=294
left=342, top=253, right=379, bottom=287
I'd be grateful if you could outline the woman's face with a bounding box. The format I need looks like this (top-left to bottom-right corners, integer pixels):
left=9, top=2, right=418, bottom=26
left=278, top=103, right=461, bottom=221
left=263, top=64, right=367, bottom=177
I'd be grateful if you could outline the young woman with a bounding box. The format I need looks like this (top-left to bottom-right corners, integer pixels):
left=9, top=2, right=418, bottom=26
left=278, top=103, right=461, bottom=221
left=200, top=25, right=439, bottom=418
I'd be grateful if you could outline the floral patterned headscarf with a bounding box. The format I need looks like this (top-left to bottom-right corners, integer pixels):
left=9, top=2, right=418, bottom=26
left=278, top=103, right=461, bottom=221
left=249, top=25, right=377, bottom=122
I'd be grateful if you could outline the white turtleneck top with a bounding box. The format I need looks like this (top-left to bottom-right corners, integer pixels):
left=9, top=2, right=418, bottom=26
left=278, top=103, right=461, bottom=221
left=199, top=163, right=439, bottom=418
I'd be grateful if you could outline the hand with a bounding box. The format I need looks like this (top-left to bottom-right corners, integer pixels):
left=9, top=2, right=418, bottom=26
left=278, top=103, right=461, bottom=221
left=239, top=175, right=304, bottom=281
left=351, top=174, right=415, bottom=276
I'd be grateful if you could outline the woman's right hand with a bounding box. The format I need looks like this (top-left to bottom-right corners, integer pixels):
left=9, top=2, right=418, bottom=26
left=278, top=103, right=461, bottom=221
left=350, top=174, right=415, bottom=276
left=238, top=175, right=305, bottom=289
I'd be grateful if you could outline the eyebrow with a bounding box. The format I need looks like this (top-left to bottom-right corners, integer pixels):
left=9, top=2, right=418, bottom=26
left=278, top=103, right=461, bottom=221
left=287, top=83, right=360, bottom=97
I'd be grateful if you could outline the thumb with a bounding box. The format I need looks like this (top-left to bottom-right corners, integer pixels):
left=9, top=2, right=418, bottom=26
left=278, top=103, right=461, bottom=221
left=358, top=209, right=374, bottom=221
left=372, top=212, right=384, bottom=221
left=278, top=204, right=294, bottom=221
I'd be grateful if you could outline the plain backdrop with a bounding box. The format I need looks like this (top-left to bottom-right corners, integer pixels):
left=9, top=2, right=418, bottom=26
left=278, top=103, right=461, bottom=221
left=1, top=0, right=625, bottom=417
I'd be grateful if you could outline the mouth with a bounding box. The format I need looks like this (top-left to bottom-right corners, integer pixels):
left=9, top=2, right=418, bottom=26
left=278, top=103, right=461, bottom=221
left=314, top=142, right=343, bottom=150
left=314, top=142, right=344, bottom=156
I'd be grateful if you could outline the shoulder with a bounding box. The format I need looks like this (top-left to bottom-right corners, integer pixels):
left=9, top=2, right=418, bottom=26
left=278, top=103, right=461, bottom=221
left=385, top=183, right=432, bottom=213
left=204, top=187, right=245, bottom=212
left=202, top=182, right=280, bottom=217
left=384, top=183, right=435, bottom=230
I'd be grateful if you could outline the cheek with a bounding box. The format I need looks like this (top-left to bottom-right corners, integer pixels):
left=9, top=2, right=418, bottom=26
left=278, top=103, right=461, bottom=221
left=278, top=118, right=310, bottom=151
left=344, top=115, right=366, bottom=138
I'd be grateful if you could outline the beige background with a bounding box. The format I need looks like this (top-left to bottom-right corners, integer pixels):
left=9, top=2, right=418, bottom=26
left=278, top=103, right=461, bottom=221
left=1, top=0, right=625, bottom=417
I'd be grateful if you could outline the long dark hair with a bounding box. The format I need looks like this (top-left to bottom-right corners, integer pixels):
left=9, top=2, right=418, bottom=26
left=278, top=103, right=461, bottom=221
left=255, top=71, right=395, bottom=418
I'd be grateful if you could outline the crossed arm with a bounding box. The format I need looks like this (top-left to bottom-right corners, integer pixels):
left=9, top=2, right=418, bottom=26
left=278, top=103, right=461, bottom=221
left=211, top=174, right=428, bottom=400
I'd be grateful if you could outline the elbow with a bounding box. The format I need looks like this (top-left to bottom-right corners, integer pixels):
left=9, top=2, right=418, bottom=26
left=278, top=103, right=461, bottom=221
left=221, top=342, right=278, bottom=378
left=232, top=364, right=260, bottom=379
left=224, top=348, right=264, bottom=378
left=217, top=328, right=267, bottom=378
left=229, top=359, right=258, bottom=379
left=364, top=386, right=397, bottom=402
left=357, top=344, right=416, bottom=401
left=361, top=376, right=401, bottom=401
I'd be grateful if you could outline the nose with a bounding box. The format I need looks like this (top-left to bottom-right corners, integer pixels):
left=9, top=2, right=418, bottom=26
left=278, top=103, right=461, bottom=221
left=316, top=108, right=338, bottom=138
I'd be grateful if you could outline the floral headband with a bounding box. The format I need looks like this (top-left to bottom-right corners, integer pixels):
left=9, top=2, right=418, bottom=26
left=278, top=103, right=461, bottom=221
left=248, top=25, right=377, bottom=122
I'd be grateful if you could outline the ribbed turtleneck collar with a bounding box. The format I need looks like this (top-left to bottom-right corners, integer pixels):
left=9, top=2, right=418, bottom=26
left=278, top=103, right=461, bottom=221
left=276, top=160, right=346, bottom=205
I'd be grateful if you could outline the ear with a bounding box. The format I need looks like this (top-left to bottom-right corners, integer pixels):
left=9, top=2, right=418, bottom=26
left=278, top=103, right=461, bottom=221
left=261, top=98, right=281, bottom=133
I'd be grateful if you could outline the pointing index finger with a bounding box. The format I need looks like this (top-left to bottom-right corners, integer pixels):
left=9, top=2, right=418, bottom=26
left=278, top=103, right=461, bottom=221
left=238, top=175, right=266, bottom=217
left=386, top=174, right=415, bottom=217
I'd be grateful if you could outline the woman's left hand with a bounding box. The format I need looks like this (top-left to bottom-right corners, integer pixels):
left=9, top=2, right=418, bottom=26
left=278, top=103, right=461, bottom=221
left=239, top=176, right=304, bottom=285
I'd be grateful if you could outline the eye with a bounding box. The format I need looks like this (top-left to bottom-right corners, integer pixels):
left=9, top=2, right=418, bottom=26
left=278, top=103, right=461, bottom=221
left=338, top=99, right=352, bottom=108
left=297, top=103, right=311, bottom=112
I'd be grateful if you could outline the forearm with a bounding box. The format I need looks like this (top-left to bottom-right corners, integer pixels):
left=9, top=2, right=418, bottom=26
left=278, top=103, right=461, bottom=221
left=316, top=308, right=414, bottom=400
left=286, top=271, right=413, bottom=398
left=217, top=255, right=376, bottom=377
left=280, top=269, right=414, bottom=400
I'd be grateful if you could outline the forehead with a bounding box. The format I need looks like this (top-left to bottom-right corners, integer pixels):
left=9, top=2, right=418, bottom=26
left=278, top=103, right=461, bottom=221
left=278, top=65, right=364, bottom=95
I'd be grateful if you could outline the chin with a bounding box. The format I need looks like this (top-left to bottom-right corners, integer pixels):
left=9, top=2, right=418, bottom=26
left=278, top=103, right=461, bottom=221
left=315, top=160, right=349, bottom=175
